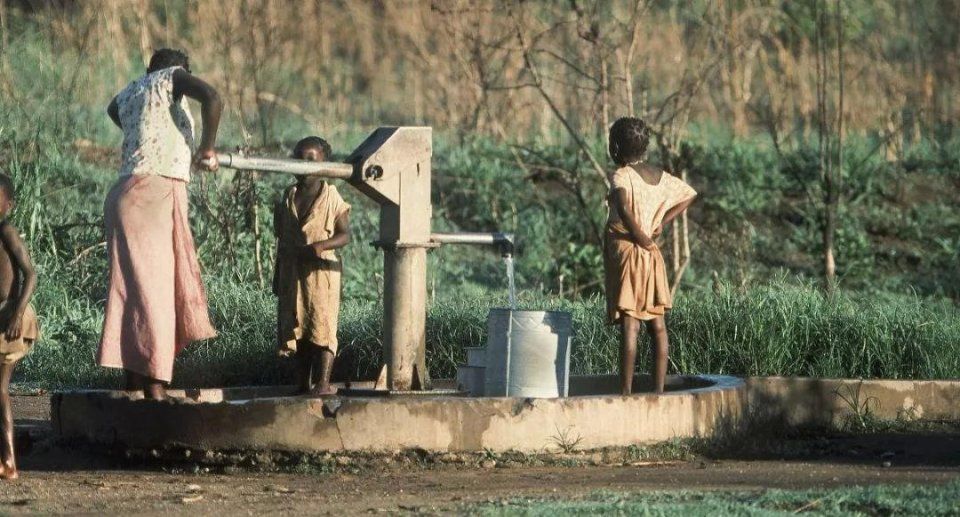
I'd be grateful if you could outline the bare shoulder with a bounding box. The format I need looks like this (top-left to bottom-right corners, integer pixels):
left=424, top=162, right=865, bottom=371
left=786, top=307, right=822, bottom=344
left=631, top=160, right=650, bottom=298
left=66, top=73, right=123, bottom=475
left=630, top=163, right=667, bottom=185
left=646, top=163, right=669, bottom=178
left=0, top=220, right=21, bottom=241
left=0, top=220, right=22, bottom=259
left=172, top=69, right=219, bottom=102
left=638, top=163, right=662, bottom=174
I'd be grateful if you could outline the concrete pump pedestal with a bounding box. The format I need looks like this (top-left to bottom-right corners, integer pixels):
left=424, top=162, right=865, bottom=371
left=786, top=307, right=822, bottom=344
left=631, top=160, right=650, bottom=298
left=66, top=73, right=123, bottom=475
left=51, top=375, right=743, bottom=453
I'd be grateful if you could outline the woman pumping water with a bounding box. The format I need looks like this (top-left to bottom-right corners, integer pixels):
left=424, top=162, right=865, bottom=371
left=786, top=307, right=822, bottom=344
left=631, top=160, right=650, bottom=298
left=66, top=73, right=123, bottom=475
left=98, top=48, right=222, bottom=399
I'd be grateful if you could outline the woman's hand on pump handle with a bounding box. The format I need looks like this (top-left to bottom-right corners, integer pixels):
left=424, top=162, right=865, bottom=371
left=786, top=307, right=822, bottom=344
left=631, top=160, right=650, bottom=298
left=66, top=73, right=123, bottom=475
left=194, top=148, right=219, bottom=172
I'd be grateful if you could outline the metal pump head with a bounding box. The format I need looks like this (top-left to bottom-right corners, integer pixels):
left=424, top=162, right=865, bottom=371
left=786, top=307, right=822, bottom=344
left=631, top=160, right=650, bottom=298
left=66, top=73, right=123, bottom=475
left=346, top=127, right=433, bottom=245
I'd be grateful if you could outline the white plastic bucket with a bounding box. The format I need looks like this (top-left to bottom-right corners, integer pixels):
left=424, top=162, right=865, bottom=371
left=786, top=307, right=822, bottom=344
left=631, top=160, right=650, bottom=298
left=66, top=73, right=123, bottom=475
left=483, top=309, right=572, bottom=398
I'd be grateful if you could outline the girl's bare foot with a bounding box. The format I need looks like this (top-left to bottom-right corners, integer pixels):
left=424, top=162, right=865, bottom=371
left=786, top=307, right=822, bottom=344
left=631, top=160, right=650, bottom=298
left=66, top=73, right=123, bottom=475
left=308, top=384, right=338, bottom=397
left=144, top=382, right=167, bottom=401
left=0, top=462, right=16, bottom=480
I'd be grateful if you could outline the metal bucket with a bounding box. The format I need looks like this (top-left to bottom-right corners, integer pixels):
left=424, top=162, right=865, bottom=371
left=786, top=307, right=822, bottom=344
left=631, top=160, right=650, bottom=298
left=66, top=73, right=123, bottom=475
left=483, top=309, right=572, bottom=398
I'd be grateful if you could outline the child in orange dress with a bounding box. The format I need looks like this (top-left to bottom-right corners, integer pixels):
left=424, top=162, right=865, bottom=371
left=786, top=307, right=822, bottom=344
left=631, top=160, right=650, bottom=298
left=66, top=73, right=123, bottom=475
left=274, top=137, right=351, bottom=396
left=0, top=173, right=39, bottom=480
left=604, top=118, right=697, bottom=395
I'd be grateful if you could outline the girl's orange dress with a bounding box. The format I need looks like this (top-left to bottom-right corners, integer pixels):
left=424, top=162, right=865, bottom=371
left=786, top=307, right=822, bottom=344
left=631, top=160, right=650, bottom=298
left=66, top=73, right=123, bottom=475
left=604, top=166, right=696, bottom=324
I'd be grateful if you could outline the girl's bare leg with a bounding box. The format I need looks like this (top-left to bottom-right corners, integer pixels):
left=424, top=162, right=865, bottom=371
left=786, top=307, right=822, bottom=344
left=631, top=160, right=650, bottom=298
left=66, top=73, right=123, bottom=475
left=619, top=316, right=640, bottom=395
left=295, top=340, right=313, bottom=394
left=646, top=316, right=669, bottom=393
left=1, top=361, right=18, bottom=479
left=309, top=348, right=337, bottom=396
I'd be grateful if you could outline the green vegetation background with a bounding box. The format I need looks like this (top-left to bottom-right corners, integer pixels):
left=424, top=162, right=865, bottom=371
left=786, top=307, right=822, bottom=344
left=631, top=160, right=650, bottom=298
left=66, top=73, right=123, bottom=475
left=1, top=13, right=958, bottom=390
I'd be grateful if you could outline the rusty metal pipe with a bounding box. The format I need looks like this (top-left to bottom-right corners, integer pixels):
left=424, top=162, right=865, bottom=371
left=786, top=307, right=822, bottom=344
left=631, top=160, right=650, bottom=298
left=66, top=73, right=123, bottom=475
left=215, top=153, right=354, bottom=179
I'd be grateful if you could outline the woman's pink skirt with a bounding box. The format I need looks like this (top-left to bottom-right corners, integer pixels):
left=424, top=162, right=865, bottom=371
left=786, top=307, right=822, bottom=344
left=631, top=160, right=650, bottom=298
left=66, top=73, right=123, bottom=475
left=97, top=175, right=217, bottom=382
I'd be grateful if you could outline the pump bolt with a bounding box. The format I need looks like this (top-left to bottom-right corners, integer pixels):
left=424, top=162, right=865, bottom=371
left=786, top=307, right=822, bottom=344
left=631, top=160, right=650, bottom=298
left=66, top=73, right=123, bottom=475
left=365, top=165, right=384, bottom=179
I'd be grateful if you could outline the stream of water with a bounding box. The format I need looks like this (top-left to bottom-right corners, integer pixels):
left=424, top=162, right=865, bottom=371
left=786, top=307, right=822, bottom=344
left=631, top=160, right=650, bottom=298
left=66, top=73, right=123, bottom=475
left=504, top=254, right=517, bottom=310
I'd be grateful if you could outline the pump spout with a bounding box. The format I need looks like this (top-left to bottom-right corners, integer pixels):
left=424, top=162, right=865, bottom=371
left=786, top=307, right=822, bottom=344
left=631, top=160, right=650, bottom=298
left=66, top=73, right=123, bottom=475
left=216, top=153, right=355, bottom=179
left=430, top=232, right=515, bottom=257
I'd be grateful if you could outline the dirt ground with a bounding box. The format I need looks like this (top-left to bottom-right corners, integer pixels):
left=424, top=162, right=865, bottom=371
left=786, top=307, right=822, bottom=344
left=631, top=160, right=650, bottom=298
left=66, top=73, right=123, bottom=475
left=4, top=395, right=960, bottom=516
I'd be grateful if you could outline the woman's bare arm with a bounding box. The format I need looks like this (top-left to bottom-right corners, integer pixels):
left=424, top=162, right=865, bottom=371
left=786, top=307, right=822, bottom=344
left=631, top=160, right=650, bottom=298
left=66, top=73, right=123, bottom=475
left=612, top=189, right=656, bottom=249
left=172, top=69, right=222, bottom=170
left=0, top=222, right=36, bottom=339
left=107, top=96, right=121, bottom=129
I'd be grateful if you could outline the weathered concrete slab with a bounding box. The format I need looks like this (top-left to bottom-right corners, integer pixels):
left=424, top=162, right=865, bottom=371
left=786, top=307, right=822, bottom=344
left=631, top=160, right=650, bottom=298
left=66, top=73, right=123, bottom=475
left=52, top=375, right=744, bottom=453
left=52, top=376, right=960, bottom=454
left=746, top=377, right=960, bottom=427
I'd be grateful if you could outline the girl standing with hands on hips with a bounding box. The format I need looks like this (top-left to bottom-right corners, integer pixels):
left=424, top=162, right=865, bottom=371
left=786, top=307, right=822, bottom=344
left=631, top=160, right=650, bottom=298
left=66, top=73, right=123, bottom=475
left=604, top=118, right=697, bottom=395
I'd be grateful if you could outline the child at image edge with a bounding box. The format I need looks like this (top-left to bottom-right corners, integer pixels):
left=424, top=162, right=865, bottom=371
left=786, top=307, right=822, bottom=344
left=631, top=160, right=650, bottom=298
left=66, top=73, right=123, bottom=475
left=0, top=173, right=39, bottom=480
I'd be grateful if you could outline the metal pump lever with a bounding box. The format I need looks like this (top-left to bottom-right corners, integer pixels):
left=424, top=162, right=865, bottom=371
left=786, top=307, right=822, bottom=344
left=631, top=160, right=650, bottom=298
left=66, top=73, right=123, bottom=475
left=214, top=153, right=354, bottom=179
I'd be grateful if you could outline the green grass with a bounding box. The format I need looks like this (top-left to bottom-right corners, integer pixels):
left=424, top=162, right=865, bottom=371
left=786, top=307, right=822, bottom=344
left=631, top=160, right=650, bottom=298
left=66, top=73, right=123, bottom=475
left=15, top=278, right=960, bottom=390
left=465, top=482, right=960, bottom=515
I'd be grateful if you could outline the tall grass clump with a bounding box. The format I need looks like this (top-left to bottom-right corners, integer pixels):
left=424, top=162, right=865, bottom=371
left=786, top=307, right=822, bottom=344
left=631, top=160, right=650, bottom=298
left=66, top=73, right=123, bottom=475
left=670, top=281, right=960, bottom=379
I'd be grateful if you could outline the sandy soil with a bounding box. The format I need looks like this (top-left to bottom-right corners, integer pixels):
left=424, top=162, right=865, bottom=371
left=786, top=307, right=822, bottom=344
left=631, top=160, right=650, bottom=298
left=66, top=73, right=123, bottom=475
left=3, top=395, right=959, bottom=515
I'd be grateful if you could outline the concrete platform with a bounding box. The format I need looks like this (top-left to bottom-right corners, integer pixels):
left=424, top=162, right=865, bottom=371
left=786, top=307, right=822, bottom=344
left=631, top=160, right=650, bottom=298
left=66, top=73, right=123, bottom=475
left=51, top=376, right=960, bottom=454
left=746, top=376, right=960, bottom=426
left=51, top=375, right=744, bottom=453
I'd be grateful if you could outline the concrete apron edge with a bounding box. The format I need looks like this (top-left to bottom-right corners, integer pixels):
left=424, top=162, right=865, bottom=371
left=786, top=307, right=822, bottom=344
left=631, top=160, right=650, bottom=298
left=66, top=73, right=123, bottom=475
left=51, top=376, right=960, bottom=453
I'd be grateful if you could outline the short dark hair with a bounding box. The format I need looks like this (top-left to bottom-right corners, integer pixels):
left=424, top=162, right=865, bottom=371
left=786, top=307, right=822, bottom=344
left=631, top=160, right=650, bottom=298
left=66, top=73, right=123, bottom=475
left=0, top=173, right=14, bottom=200
left=608, top=117, right=651, bottom=166
left=293, top=136, right=333, bottom=160
left=147, top=48, right=190, bottom=73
